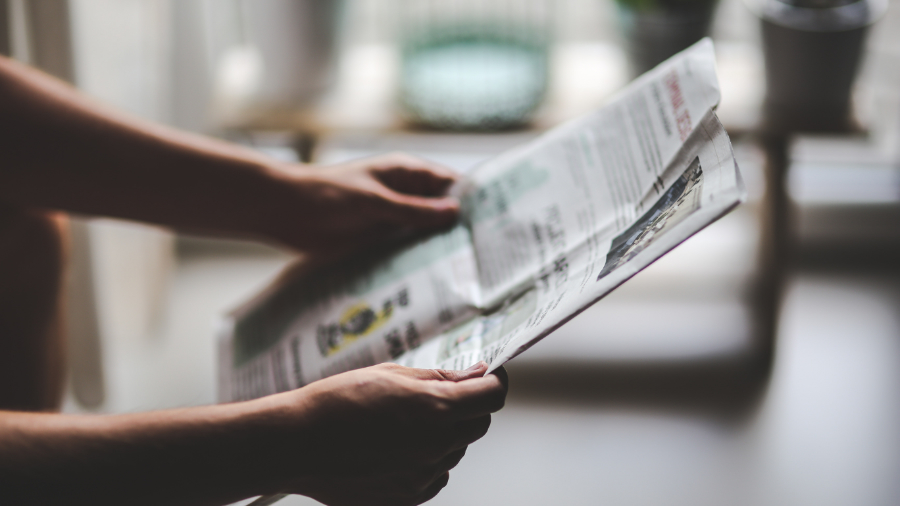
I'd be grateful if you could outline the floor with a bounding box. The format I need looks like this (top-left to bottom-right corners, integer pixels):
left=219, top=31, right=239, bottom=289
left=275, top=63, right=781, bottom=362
left=269, top=270, right=900, bottom=506
left=66, top=241, right=900, bottom=506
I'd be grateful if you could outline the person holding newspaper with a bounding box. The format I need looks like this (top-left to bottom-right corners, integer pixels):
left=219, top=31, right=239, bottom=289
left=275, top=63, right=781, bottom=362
left=0, top=55, right=507, bottom=505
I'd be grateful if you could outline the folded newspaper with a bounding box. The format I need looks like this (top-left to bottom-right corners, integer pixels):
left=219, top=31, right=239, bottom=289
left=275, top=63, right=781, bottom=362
left=218, top=39, right=745, bottom=402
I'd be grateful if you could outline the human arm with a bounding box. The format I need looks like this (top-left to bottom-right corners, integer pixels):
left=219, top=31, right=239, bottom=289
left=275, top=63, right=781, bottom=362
left=0, top=55, right=459, bottom=254
left=0, top=362, right=507, bottom=506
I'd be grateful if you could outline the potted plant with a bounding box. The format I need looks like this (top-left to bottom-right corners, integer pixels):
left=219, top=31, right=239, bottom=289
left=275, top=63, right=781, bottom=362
left=615, top=0, right=719, bottom=76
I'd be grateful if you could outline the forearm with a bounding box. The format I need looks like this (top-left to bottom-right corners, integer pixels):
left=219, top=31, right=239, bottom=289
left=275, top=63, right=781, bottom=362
left=0, top=364, right=507, bottom=506
left=0, top=56, right=286, bottom=239
left=0, top=398, right=298, bottom=506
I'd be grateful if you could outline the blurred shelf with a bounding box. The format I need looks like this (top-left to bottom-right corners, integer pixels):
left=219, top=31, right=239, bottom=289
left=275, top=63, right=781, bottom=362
left=218, top=41, right=766, bottom=136
left=788, top=135, right=900, bottom=266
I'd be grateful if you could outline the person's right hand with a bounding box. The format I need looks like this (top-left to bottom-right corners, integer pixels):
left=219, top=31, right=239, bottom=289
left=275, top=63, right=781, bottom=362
left=254, top=362, right=508, bottom=506
left=261, top=152, right=461, bottom=258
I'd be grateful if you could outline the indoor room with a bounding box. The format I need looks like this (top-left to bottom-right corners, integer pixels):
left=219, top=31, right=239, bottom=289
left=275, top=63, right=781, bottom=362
left=1, top=1, right=899, bottom=505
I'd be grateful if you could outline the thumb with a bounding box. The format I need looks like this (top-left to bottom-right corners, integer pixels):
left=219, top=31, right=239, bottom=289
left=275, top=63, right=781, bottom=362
left=435, top=362, right=489, bottom=382
left=397, top=362, right=489, bottom=382
left=378, top=190, right=460, bottom=228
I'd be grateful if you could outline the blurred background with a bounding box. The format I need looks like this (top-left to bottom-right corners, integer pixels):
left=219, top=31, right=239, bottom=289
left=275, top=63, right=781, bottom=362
left=3, top=0, right=900, bottom=505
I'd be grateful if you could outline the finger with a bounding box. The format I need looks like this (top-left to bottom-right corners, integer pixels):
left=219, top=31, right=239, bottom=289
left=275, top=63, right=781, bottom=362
left=438, top=362, right=491, bottom=382
left=408, top=472, right=450, bottom=506
left=491, top=365, right=509, bottom=390
left=437, top=446, right=468, bottom=472
left=375, top=166, right=458, bottom=197
left=409, top=445, right=469, bottom=477
left=375, top=189, right=460, bottom=229
left=381, top=448, right=463, bottom=503
left=439, top=374, right=508, bottom=421
left=370, top=153, right=459, bottom=196
left=451, top=415, right=492, bottom=449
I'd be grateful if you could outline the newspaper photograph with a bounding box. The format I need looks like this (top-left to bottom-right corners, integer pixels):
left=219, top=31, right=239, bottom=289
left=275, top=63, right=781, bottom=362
left=218, top=38, right=745, bottom=402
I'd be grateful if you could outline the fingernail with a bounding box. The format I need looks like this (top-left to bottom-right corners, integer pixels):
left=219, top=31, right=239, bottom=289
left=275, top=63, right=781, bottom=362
left=465, top=361, right=486, bottom=372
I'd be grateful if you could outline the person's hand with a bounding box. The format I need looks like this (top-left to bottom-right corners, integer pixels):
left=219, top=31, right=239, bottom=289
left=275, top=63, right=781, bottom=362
left=255, top=362, right=507, bottom=506
left=262, top=152, right=460, bottom=256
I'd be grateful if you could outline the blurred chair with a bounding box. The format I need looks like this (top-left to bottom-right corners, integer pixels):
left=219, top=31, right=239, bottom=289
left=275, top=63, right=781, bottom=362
left=3, top=0, right=184, bottom=410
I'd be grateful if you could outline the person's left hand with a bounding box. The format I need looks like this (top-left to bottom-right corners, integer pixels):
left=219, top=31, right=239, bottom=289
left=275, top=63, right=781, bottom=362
left=246, top=362, right=508, bottom=506
left=260, top=152, right=460, bottom=255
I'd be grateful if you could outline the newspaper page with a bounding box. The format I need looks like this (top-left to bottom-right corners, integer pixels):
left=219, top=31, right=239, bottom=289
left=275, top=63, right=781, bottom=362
left=219, top=224, right=482, bottom=401
left=218, top=38, right=744, bottom=402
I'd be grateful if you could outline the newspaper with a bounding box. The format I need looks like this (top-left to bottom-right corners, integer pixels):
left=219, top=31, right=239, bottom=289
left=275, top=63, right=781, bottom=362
left=218, top=38, right=744, bottom=403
